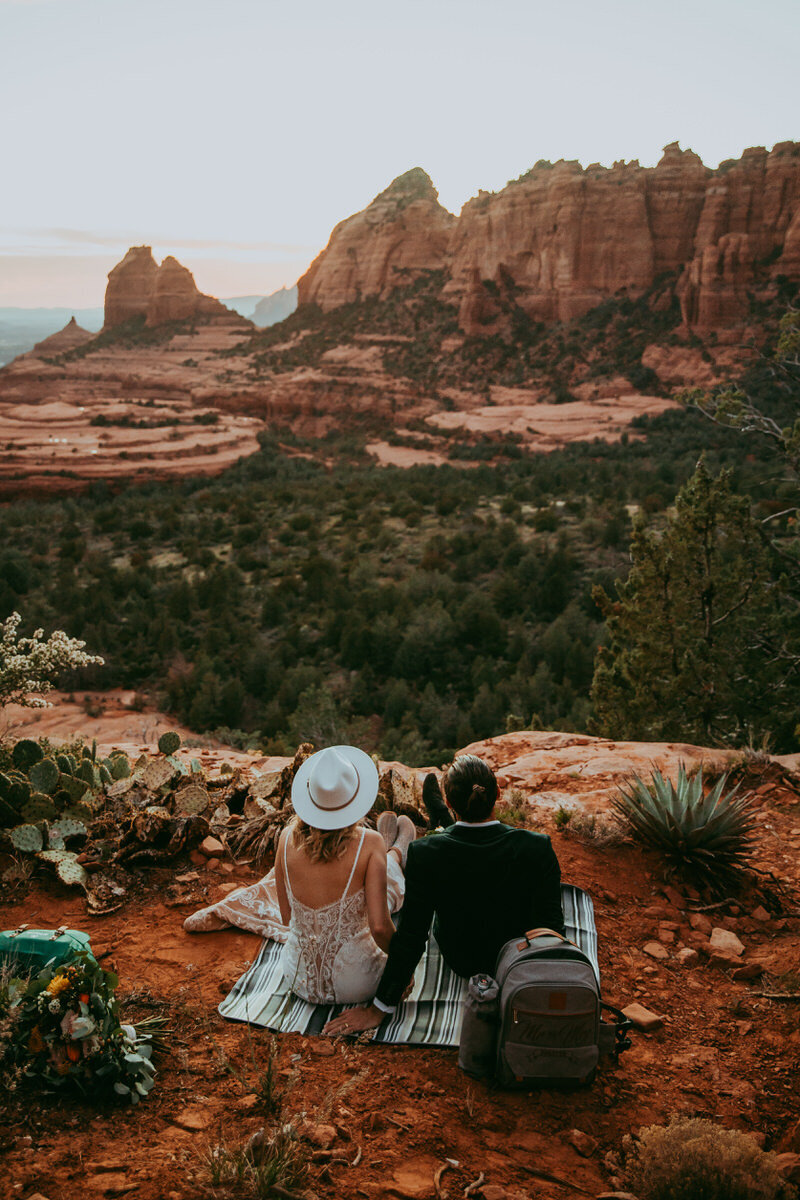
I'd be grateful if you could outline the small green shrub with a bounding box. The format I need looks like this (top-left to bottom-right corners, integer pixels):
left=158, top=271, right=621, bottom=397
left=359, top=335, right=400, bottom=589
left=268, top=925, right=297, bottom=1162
left=626, top=1117, right=791, bottom=1200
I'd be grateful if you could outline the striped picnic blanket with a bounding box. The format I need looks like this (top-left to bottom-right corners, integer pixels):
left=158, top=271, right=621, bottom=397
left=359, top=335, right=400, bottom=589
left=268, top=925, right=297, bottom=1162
left=218, top=884, right=598, bottom=1046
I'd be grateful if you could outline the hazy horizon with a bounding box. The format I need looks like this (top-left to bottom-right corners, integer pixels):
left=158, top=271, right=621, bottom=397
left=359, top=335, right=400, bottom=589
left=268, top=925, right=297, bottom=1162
left=2, top=0, right=798, bottom=306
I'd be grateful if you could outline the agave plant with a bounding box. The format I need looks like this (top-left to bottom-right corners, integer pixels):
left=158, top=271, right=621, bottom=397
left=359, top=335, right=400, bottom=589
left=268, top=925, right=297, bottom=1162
left=612, top=765, right=757, bottom=891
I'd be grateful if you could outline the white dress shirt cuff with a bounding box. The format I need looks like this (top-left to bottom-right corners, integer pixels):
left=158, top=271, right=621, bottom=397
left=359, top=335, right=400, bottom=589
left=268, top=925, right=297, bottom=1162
left=373, top=998, right=396, bottom=1014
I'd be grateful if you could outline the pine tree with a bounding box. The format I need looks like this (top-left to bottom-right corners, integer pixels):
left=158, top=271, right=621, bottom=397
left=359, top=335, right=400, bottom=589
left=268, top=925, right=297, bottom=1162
left=590, top=460, right=797, bottom=749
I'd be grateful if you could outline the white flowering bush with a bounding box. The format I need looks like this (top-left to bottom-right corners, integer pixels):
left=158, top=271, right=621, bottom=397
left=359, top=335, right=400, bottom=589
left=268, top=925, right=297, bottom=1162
left=0, top=612, right=104, bottom=709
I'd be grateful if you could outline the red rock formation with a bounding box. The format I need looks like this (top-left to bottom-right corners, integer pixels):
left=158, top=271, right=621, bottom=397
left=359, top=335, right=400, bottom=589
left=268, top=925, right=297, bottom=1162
left=297, top=168, right=455, bottom=310
left=146, top=256, right=228, bottom=326
left=104, top=247, right=239, bottom=329
left=104, top=246, right=158, bottom=327
left=677, top=142, right=800, bottom=336
left=31, top=316, right=93, bottom=355
left=300, top=143, right=800, bottom=339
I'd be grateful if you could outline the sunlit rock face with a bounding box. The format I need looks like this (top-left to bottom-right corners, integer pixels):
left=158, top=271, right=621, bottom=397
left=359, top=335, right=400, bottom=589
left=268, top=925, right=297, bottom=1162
left=298, top=144, right=800, bottom=340
left=297, top=168, right=456, bottom=311
left=103, top=247, right=232, bottom=329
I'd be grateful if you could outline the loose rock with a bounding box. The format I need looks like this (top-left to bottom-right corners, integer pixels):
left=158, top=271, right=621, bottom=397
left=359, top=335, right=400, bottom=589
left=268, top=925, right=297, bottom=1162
left=642, top=941, right=669, bottom=960
left=200, top=835, right=225, bottom=857
left=709, top=927, right=745, bottom=957
left=676, top=947, right=699, bottom=966
left=567, top=1128, right=598, bottom=1156
left=622, top=1002, right=664, bottom=1032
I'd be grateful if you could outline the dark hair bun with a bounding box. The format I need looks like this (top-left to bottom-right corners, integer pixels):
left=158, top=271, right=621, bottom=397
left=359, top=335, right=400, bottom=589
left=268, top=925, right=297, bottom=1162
left=444, top=756, right=497, bottom=823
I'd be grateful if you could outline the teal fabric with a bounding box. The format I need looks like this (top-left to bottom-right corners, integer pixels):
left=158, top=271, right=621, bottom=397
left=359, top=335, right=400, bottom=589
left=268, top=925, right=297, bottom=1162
left=0, top=928, right=94, bottom=974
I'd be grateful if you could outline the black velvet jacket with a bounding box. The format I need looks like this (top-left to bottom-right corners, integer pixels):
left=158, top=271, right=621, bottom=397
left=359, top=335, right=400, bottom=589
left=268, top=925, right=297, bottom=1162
left=375, top=822, right=564, bottom=1009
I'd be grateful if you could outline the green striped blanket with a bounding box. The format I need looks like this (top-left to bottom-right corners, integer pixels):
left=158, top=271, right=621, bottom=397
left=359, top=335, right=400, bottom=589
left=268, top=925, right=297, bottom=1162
left=218, top=884, right=598, bottom=1046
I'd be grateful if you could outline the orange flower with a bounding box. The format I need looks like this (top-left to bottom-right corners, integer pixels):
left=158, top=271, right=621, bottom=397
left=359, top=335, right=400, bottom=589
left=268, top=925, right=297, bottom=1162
left=66, top=1044, right=82, bottom=1063
left=79, top=994, right=90, bottom=1004
left=28, top=1027, right=45, bottom=1054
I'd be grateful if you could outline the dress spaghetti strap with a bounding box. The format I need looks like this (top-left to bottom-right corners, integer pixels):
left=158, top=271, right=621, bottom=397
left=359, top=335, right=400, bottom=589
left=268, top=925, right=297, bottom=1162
left=341, top=827, right=366, bottom=903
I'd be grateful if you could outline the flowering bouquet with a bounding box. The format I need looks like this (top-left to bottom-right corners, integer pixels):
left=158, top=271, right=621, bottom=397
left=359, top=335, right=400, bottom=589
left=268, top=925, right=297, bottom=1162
left=0, top=950, right=156, bottom=1102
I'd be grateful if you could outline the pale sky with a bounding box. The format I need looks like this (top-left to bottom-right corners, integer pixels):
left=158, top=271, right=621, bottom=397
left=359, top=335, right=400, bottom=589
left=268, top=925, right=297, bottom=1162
left=1, top=0, right=798, bottom=306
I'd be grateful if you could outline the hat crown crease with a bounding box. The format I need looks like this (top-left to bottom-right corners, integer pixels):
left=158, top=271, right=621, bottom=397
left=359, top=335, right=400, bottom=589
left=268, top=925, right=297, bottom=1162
left=308, top=748, right=359, bottom=811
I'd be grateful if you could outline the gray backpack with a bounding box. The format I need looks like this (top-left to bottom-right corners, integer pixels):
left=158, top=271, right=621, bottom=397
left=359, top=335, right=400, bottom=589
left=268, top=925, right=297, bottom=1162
left=459, top=927, right=631, bottom=1087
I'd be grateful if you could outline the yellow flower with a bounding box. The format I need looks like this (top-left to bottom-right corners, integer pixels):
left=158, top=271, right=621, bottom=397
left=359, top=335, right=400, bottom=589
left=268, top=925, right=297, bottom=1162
left=28, top=1026, right=45, bottom=1054
left=46, top=974, right=71, bottom=997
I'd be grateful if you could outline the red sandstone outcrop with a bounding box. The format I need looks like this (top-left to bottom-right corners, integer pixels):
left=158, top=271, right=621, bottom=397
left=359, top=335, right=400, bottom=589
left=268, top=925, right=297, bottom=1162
left=146, top=256, right=229, bottom=325
left=104, top=246, right=239, bottom=329
left=298, top=143, right=800, bottom=340
left=104, top=246, right=160, bottom=327
left=297, top=168, right=455, bottom=310
left=31, top=316, right=93, bottom=356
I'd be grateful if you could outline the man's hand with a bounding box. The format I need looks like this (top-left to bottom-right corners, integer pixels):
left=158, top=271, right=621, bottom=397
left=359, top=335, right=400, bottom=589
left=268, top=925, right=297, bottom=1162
left=324, top=1004, right=385, bottom=1037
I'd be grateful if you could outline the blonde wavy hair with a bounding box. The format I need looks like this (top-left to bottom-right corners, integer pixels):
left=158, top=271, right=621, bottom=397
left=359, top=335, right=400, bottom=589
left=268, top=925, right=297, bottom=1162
left=289, top=815, right=361, bottom=864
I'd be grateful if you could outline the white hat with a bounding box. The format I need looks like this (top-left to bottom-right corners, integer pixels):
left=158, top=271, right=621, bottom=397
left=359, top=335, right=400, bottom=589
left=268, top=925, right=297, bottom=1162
left=290, top=746, right=379, bottom=831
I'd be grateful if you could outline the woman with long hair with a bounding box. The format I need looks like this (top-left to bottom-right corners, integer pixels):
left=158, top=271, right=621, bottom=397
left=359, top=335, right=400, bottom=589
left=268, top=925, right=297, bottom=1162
left=186, top=746, right=416, bottom=1005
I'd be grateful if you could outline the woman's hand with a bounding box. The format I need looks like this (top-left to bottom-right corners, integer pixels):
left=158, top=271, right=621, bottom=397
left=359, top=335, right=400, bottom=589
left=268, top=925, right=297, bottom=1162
left=324, top=1004, right=385, bottom=1036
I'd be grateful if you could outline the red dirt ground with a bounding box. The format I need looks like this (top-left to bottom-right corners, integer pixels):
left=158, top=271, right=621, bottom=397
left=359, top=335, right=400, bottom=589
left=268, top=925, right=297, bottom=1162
left=2, top=756, right=800, bottom=1200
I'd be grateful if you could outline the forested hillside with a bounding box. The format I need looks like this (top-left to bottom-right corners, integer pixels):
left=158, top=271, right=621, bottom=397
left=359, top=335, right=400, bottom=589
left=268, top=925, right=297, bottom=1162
left=1, top=374, right=792, bottom=761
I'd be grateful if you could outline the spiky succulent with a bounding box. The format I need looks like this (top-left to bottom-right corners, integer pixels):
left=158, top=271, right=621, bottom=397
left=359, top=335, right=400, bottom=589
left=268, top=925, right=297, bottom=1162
left=11, top=738, right=43, bottom=771
left=158, top=731, right=181, bottom=756
left=612, top=765, right=757, bottom=890
left=29, top=757, right=60, bottom=795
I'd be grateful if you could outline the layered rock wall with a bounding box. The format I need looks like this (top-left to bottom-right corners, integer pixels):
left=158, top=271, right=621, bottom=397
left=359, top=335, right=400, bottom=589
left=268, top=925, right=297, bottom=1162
left=297, top=168, right=455, bottom=310
left=104, top=247, right=234, bottom=329
left=298, top=143, right=800, bottom=339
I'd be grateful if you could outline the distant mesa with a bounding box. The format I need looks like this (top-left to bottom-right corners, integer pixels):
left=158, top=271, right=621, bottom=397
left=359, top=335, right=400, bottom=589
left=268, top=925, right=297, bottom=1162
left=31, top=315, right=93, bottom=356
left=104, top=246, right=242, bottom=329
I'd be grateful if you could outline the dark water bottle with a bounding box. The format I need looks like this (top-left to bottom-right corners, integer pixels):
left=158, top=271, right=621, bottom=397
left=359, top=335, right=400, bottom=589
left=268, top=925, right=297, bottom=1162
left=458, top=973, right=500, bottom=1078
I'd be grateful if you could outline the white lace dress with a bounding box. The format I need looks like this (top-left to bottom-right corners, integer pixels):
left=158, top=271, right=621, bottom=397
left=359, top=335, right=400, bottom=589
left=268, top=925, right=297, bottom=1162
left=184, top=828, right=404, bottom=1004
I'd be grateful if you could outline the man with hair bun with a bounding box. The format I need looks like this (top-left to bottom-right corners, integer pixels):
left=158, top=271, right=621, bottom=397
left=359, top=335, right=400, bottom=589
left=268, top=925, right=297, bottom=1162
left=325, top=754, right=564, bottom=1035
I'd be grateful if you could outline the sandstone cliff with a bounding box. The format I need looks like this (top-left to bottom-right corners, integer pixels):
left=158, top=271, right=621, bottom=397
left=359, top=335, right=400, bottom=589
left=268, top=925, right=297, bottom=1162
left=298, top=143, right=800, bottom=339
left=104, top=247, right=237, bottom=329
left=297, top=168, right=456, bottom=310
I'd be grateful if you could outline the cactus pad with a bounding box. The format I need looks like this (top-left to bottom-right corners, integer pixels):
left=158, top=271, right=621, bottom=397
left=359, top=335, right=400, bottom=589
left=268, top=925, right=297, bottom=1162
left=11, top=739, right=44, bottom=771
left=61, top=803, right=93, bottom=824
left=22, top=794, right=57, bottom=822
left=10, top=823, right=44, bottom=853
left=29, top=757, right=60, bottom=795
left=107, top=777, right=133, bottom=799
left=99, top=763, right=112, bottom=785
left=38, top=849, right=88, bottom=888
left=62, top=774, right=90, bottom=804
left=141, top=758, right=175, bottom=791
left=108, top=754, right=132, bottom=780
left=51, top=817, right=88, bottom=841
left=158, top=731, right=182, bottom=756
left=8, top=777, right=32, bottom=807
left=174, top=784, right=210, bottom=816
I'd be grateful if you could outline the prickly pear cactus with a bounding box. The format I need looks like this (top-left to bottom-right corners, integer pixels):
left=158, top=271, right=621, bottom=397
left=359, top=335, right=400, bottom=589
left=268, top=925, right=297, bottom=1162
left=61, top=774, right=90, bottom=804
left=107, top=777, right=133, bottom=799
left=11, top=739, right=43, bottom=771
left=108, top=754, right=132, bottom=781
left=10, top=823, right=44, bottom=853
left=173, top=784, right=210, bottom=816
left=22, top=793, right=56, bottom=822
left=141, top=758, right=176, bottom=791
left=7, top=775, right=32, bottom=809
left=76, top=759, right=101, bottom=789
left=29, top=757, right=60, bottom=795
left=61, top=803, right=93, bottom=824
left=37, top=849, right=88, bottom=888
left=158, top=731, right=181, bottom=756
left=99, top=763, right=112, bottom=785
left=56, top=753, right=77, bottom=774
left=50, top=817, right=88, bottom=841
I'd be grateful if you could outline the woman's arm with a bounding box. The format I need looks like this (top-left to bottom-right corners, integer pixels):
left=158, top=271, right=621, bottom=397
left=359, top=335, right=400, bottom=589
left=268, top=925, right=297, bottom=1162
left=364, top=836, right=395, bottom=954
left=274, top=829, right=292, bottom=926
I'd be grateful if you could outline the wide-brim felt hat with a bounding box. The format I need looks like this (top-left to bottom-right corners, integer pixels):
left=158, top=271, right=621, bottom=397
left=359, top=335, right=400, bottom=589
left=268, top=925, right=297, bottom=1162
left=290, top=745, right=379, bottom=831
